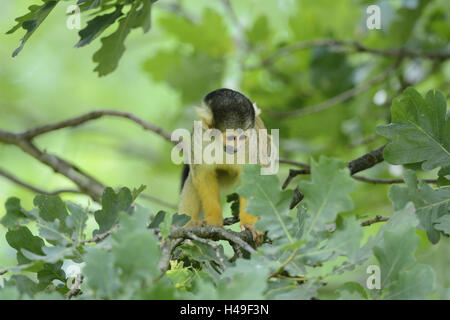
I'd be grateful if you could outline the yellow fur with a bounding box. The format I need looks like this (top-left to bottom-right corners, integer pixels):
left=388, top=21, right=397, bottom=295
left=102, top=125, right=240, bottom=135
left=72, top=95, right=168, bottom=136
left=239, top=197, right=259, bottom=226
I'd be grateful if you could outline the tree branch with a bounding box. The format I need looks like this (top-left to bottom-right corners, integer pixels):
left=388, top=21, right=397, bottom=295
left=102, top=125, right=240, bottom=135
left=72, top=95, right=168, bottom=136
left=0, top=110, right=176, bottom=207
left=169, top=226, right=257, bottom=254
left=248, top=38, right=450, bottom=70
left=81, top=224, right=120, bottom=244
left=267, top=64, right=398, bottom=118
left=21, top=110, right=173, bottom=142
left=352, top=175, right=436, bottom=184
left=0, top=168, right=82, bottom=196
left=360, top=215, right=389, bottom=227
left=279, top=158, right=310, bottom=169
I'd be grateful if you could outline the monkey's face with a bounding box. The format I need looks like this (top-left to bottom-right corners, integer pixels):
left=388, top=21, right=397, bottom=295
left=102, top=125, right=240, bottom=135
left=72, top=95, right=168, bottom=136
left=222, top=129, right=248, bottom=155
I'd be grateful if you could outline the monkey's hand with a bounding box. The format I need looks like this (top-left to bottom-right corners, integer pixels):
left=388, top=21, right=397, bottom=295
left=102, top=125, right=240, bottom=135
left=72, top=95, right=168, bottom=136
left=241, top=224, right=266, bottom=247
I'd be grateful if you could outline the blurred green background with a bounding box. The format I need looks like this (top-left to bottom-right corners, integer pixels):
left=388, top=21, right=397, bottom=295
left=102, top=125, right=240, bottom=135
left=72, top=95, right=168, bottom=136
left=0, top=0, right=449, bottom=297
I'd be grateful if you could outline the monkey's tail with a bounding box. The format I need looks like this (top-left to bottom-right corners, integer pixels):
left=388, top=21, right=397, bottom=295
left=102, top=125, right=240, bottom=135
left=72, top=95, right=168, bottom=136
left=180, top=164, right=190, bottom=192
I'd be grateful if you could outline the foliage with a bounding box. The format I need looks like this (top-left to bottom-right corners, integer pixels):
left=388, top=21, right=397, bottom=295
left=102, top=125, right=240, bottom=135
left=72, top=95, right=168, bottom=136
left=1, top=89, right=449, bottom=299
left=7, top=0, right=155, bottom=76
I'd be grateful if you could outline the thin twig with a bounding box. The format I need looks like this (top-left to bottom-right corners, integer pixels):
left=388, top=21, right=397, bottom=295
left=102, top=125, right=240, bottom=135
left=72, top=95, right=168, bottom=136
left=268, top=64, right=398, bottom=118
left=21, top=110, right=173, bottom=142
left=0, top=168, right=82, bottom=196
left=248, top=38, right=450, bottom=70
left=140, top=194, right=177, bottom=210
left=81, top=224, right=120, bottom=244
left=347, top=134, right=380, bottom=149
left=279, top=158, right=310, bottom=169
left=360, top=215, right=389, bottom=227
left=231, top=242, right=243, bottom=260
left=352, top=175, right=436, bottom=184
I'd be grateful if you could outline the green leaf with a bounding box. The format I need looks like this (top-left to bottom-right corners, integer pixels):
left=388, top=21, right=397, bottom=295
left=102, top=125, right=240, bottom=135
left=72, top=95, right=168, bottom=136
left=337, top=282, right=368, bottom=300
left=111, top=210, right=161, bottom=280
left=354, top=203, right=419, bottom=264
left=75, top=5, right=124, bottom=48
left=34, top=291, right=64, bottom=300
left=323, top=216, right=364, bottom=263
left=131, top=0, right=153, bottom=33
left=94, top=187, right=133, bottom=235
left=310, top=47, right=355, bottom=97
left=289, top=0, right=360, bottom=41
left=0, top=286, right=21, bottom=300
left=389, top=170, right=450, bottom=243
left=267, top=280, right=319, bottom=300
left=226, top=193, right=240, bottom=218
left=93, top=2, right=141, bottom=76
left=0, top=198, right=29, bottom=228
left=172, top=213, right=191, bottom=227
left=83, top=247, right=120, bottom=298
left=246, top=16, right=271, bottom=46
left=6, top=226, right=45, bottom=264
left=22, top=246, right=73, bottom=264
left=36, top=261, right=65, bottom=291
left=7, top=0, right=59, bottom=57
left=238, top=165, right=295, bottom=245
left=215, top=258, right=271, bottom=299
left=142, top=50, right=225, bottom=104
left=33, top=195, right=70, bottom=231
left=10, top=275, right=39, bottom=297
left=299, top=157, right=355, bottom=238
left=159, top=8, right=232, bottom=57
left=434, top=215, right=450, bottom=236
left=66, top=202, right=88, bottom=244
left=377, top=88, right=450, bottom=171
left=159, top=211, right=173, bottom=239
left=148, top=211, right=165, bottom=229
left=383, top=264, right=435, bottom=300
left=373, top=227, right=420, bottom=289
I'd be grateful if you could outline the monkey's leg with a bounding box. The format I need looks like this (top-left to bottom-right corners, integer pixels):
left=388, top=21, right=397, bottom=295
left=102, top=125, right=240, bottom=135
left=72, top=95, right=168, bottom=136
left=179, top=174, right=202, bottom=226
left=239, top=196, right=265, bottom=246
left=193, top=169, right=223, bottom=227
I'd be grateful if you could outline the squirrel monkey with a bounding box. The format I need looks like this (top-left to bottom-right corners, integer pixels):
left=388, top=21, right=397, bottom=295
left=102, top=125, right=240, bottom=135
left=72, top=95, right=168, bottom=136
left=178, top=88, right=268, bottom=243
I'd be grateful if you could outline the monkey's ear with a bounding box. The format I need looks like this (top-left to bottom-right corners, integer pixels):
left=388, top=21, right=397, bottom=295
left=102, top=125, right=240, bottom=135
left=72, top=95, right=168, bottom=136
left=195, top=106, right=213, bottom=128
left=253, top=102, right=262, bottom=117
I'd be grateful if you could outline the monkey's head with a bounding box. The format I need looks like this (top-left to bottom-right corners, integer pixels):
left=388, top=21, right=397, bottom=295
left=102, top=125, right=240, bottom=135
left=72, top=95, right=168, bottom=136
left=197, top=88, right=255, bottom=131
left=196, top=88, right=256, bottom=154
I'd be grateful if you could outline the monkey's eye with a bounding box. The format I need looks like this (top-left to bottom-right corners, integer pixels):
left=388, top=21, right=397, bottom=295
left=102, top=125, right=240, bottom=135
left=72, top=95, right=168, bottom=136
left=239, top=134, right=246, bottom=140
left=226, top=135, right=235, bottom=141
